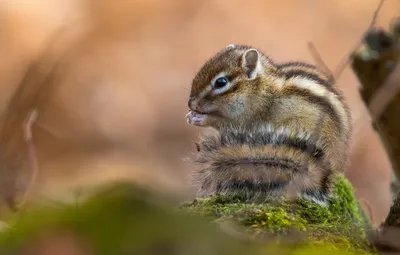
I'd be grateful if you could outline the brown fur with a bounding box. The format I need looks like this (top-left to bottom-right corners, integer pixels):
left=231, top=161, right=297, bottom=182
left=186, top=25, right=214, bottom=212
left=186, top=44, right=351, bottom=203
left=190, top=127, right=332, bottom=203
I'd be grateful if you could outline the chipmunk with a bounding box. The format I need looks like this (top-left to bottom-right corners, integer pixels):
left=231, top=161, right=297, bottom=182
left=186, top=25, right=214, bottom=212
left=185, top=44, right=351, bottom=204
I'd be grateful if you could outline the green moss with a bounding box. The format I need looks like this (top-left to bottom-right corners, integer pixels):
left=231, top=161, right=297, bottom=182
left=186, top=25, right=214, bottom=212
left=0, top=183, right=257, bottom=255
left=0, top=175, right=374, bottom=254
left=181, top=174, right=373, bottom=254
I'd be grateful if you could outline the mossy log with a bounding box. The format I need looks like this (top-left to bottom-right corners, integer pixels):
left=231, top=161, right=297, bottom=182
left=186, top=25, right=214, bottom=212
left=0, top=174, right=374, bottom=254
left=182, top=174, right=373, bottom=254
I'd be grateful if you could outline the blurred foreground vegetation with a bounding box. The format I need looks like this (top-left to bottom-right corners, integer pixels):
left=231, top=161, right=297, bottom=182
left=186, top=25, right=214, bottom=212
left=0, top=174, right=375, bottom=255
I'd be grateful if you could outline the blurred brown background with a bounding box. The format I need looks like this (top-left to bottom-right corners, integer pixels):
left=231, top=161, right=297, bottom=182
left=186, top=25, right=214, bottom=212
left=0, top=0, right=398, bottom=225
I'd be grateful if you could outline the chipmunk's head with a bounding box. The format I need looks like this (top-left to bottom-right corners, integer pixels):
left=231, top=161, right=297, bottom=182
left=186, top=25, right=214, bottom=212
left=187, top=44, right=277, bottom=128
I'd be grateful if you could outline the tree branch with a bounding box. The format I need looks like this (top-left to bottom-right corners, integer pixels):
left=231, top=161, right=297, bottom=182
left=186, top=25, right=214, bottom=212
left=333, top=0, right=387, bottom=80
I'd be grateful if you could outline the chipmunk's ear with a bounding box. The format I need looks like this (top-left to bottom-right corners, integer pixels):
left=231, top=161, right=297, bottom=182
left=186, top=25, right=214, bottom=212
left=225, top=44, right=236, bottom=50
left=242, top=49, right=262, bottom=80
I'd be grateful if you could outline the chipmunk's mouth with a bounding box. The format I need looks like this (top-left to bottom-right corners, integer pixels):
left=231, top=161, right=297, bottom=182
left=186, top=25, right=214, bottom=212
left=190, top=110, right=220, bottom=117
left=192, top=110, right=209, bottom=114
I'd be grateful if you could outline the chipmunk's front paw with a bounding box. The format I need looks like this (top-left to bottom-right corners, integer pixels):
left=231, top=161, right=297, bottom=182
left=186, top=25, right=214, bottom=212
left=185, top=111, right=209, bottom=127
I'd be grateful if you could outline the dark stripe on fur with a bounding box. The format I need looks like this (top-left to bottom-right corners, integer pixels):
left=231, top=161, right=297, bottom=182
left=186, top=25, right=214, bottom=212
left=276, top=61, right=320, bottom=69
left=283, top=87, right=341, bottom=131
left=302, top=167, right=332, bottom=203
left=213, top=158, right=304, bottom=172
left=277, top=61, right=330, bottom=78
left=281, top=69, right=332, bottom=90
left=277, top=61, right=344, bottom=101
left=219, top=132, right=324, bottom=160
left=216, top=180, right=288, bottom=193
left=319, top=169, right=332, bottom=197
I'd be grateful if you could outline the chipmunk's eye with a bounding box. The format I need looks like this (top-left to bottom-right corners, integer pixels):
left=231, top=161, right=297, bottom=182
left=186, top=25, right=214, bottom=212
left=214, top=77, right=228, bottom=89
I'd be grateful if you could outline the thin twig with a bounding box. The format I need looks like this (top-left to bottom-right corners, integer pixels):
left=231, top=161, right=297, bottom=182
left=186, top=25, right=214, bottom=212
left=368, top=0, right=387, bottom=28
left=307, top=42, right=334, bottom=83
left=333, top=0, right=387, bottom=80
left=17, top=109, right=39, bottom=211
